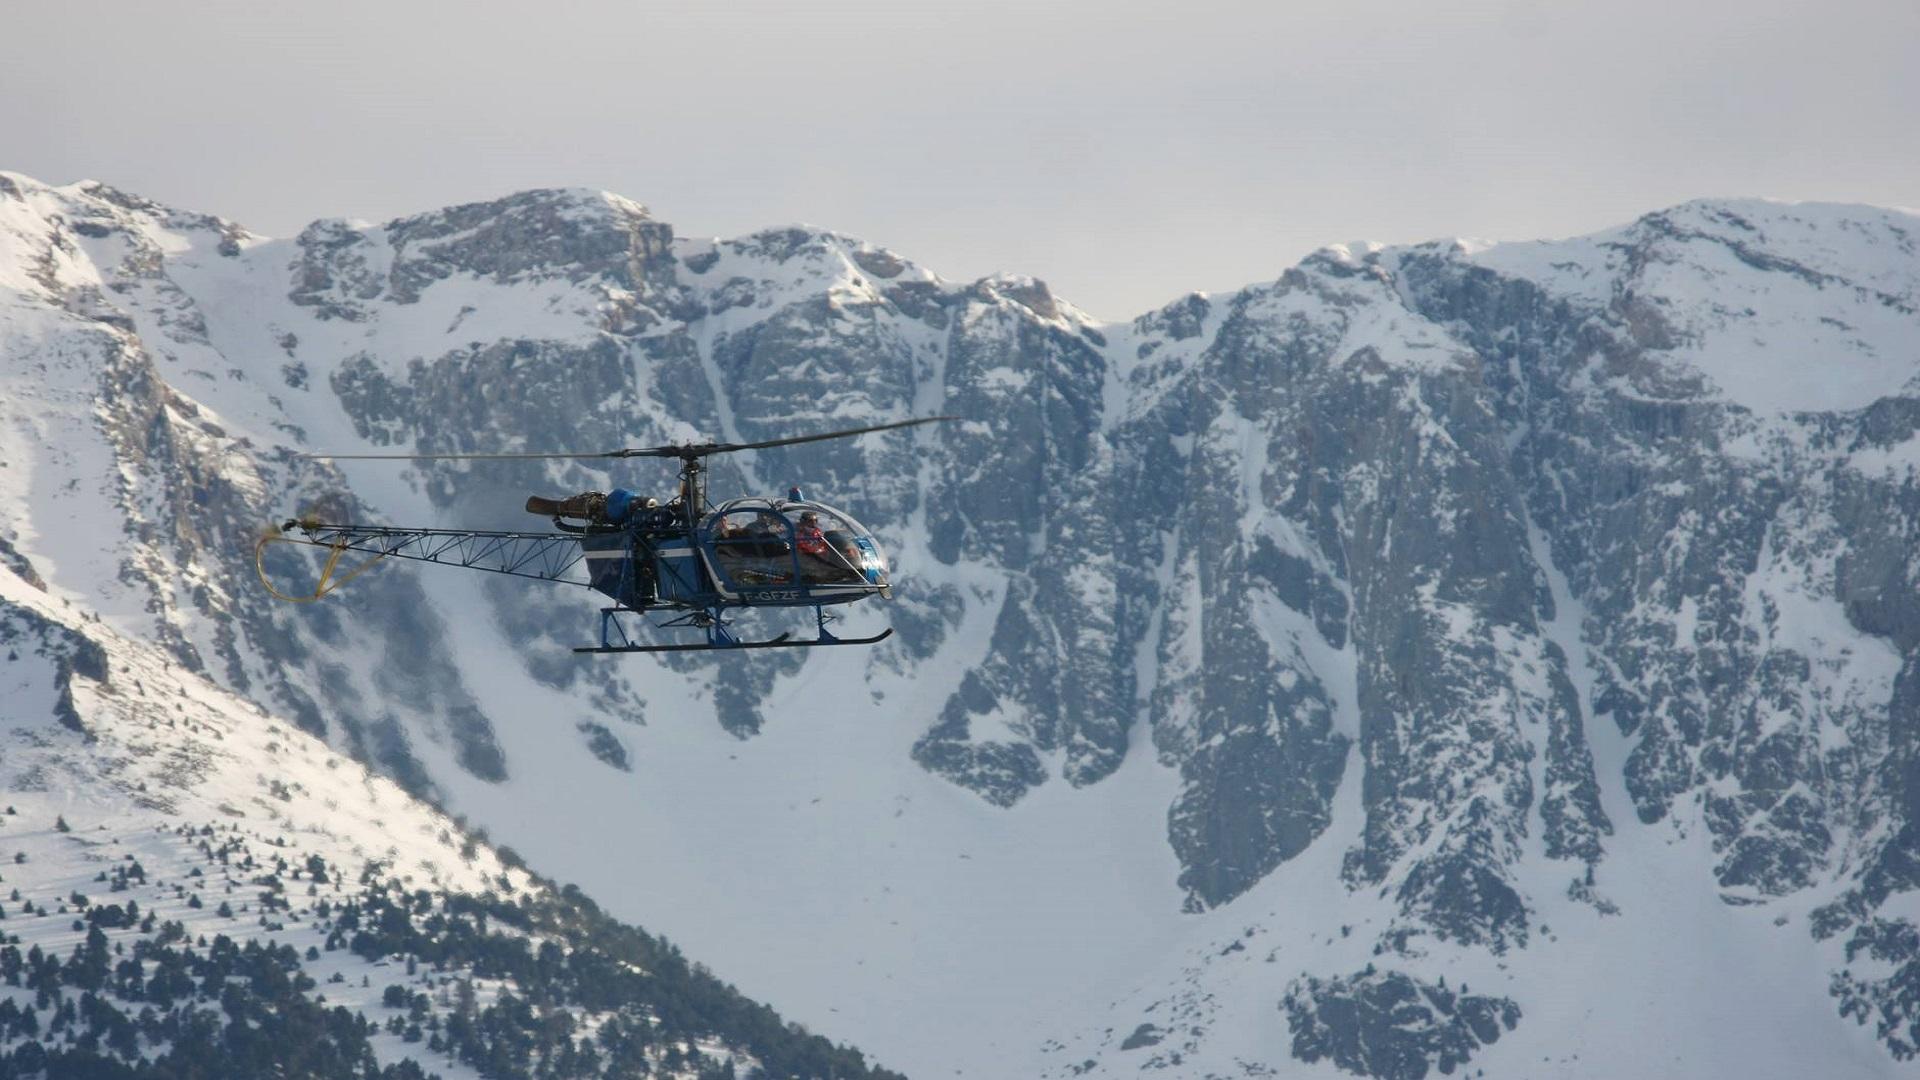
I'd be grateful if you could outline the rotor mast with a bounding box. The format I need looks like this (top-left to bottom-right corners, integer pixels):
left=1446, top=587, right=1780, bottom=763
left=676, top=451, right=709, bottom=530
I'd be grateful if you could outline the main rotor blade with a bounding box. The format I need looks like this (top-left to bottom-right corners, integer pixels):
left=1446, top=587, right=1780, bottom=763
left=299, top=450, right=631, bottom=461
left=705, top=415, right=958, bottom=455
left=300, top=416, right=957, bottom=462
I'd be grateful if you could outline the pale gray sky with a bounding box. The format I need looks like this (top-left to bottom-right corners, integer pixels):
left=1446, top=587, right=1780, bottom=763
left=4, top=0, right=1915, bottom=318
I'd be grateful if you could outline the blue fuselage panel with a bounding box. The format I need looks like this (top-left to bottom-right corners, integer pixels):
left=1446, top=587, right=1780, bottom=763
left=580, top=533, right=637, bottom=605
left=651, top=539, right=708, bottom=604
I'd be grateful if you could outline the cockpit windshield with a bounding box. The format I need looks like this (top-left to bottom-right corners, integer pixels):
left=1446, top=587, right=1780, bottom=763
left=702, top=499, right=889, bottom=594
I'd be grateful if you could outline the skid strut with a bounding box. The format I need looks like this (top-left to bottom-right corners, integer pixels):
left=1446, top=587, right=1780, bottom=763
left=575, top=606, right=894, bottom=654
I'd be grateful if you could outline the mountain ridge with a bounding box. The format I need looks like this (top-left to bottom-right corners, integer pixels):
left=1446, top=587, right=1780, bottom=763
left=3, top=170, right=1919, bottom=1076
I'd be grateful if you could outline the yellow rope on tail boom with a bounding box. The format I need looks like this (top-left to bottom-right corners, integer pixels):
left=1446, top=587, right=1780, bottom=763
left=254, top=523, right=386, bottom=603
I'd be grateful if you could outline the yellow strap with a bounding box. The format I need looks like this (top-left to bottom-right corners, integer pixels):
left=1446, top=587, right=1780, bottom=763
left=254, top=527, right=386, bottom=603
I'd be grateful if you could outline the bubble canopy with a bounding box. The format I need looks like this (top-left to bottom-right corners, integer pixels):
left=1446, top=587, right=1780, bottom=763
left=697, top=498, right=890, bottom=601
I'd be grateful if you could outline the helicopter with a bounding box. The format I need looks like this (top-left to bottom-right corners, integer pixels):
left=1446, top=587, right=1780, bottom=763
left=257, top=416, right=954, bottom=653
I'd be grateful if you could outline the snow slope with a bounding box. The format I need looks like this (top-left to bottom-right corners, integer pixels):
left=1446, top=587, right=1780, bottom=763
left=0, top=559, right=901, bottom=1077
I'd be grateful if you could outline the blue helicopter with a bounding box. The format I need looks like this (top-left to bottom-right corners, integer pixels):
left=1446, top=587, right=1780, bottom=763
left=260, top=417, right=953, bottom=653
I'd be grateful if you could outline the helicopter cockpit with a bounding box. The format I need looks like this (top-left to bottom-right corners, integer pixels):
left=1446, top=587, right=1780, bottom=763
left=698, top=498, right=890, bottom=598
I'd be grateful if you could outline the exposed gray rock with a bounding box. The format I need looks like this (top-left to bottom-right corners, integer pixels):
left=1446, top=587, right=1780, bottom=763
left=1832, top=917, right=1920, bottom=1061
left=578, top=720, right=632, bottom=772
left=1285, top=968, right=1520, bottom=1080
left=0, top=599, right=110, bottom=734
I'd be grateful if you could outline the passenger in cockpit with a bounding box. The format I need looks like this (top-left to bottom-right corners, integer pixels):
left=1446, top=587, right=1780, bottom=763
left=794, top=511, right=829, bottom=556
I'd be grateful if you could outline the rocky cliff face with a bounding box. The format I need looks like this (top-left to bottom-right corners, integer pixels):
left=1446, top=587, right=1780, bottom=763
left=4, top=172, right=1919, bottom=1076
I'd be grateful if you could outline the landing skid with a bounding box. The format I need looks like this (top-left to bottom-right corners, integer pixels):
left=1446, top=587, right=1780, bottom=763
left=575, top=632, right=793, bottom=654
left=572, top=629, right=894, bottom=654
left=574, top=606, right=894, bottom=654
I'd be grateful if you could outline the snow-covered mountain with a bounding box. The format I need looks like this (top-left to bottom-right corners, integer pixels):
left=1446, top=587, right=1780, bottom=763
left=3, top=170, right=1919, bottom=1077
left=0, top=561, right=898, bottom=1077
